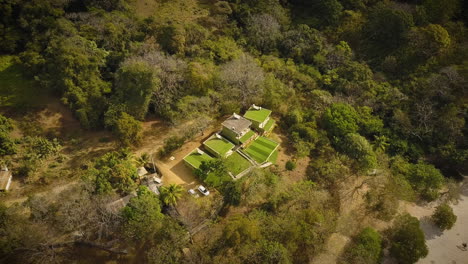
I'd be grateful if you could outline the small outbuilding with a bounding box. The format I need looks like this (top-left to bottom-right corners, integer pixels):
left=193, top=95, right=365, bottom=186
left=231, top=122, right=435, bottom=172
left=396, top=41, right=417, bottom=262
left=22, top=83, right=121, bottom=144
left=0, top=167, right=12, bottom=191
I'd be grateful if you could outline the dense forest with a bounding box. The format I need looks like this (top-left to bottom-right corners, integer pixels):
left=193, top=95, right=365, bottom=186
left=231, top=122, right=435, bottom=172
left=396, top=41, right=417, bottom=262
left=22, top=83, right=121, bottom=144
left=0, top=0, right=467, bottom=263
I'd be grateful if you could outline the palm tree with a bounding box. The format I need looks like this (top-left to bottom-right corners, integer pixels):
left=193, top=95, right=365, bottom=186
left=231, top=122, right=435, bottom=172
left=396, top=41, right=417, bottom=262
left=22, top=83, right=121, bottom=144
left=159, top=184, right=184, bottom=206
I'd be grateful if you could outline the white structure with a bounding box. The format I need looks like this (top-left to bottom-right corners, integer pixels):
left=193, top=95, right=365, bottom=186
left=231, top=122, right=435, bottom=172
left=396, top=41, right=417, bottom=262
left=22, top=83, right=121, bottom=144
left=0, top=167, right=12, bottom=191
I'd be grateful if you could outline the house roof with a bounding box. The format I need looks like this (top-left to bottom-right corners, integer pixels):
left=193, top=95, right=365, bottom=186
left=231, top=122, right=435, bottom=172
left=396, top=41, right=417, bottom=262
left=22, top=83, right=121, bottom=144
left=222, top=114, right=252, bottom=135
left=0, top=171, right=12, bottom=191
left=244, top=106, right=272, bottom=123
left=203, top=135, right=235, bottom=156
left=184, top=149, right=214, bottom=169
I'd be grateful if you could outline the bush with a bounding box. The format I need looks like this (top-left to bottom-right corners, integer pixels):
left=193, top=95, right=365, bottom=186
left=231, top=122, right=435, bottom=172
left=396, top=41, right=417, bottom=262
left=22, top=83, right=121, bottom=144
left=341, top=227, right=382, bottom=264
left=158, top=136, right=185, bottom=158
left=285, top=160, right=296, bottom=171
left=432, top=203, right=457, bottom=230
left=389, top=214, right=428, bottom=264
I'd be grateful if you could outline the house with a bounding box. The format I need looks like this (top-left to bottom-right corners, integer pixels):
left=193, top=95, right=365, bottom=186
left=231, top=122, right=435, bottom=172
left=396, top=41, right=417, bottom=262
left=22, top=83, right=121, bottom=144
left=220, top=113, right=256, bottom=146
left=183, top=148, right=214, bottom=169
left=243, top=104, right=275, bottom=135
left=203, top=133, right=235, bottom=158
left=0, top=167, right=12, bottom=191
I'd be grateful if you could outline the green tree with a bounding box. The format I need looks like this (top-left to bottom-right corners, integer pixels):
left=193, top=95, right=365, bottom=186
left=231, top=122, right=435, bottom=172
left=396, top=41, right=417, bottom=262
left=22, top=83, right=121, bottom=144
left=422, top=0, right=460, bottom=24
left=342, top=133, right=377, bottom=171
left=0, top=114, right=16, bottom=156
left=113, top=112, right=143, bottom=146
left=250, top=240, right=292, bottom=264
left=364, top=3, right=414, bottom=55
left=223, top=215, right=261, bottom=247
left=389, top=214, right=428, bottom=264
left=407, top=162, right=444, bottom=201
left=195, top=159, right=231, bottom=187
left=432, top=203, right=457, bottom=231
left=122, top=186, right=164, bottom=241
left=323, top=103, right=359, bottom=138
left=223, top=181, right=242, bottom=206
left=280, top=25, right=324, bottom=64
left=44, top=33, right=110, bottom=129
left=114, top=58, right=160, bottom=120
left=159, top=184, right=184, bottom=206
left=89, top=149, right=138, bottom=194
left=341, top=227, right=382, bottom=264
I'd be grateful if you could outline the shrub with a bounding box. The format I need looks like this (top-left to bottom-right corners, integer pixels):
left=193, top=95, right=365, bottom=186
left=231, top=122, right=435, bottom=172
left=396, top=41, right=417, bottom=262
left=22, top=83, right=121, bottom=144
left=285, top=160, right=296, bottom=171
left=158, top=136, right=185, bottom=158
left=341, top=227, right=382, bottom=264
left=432, top=203, right=457, bottom=230
left=389, top=214, right=428, bottom=264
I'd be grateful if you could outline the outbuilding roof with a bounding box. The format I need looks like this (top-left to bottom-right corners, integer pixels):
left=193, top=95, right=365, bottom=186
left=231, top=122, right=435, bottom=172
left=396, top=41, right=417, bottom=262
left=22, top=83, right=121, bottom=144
left=222, top=113, right=252, bottom=135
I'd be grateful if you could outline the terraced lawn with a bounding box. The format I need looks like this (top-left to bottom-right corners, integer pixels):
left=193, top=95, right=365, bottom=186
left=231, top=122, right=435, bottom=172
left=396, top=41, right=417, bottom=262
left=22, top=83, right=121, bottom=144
left=224, top=152, right=252, bottom=176
left=244, top=107, right=272, bottom=123
left=244, top=136, right=279, bottom=164
left=203, top=136, right=234, bottom=157
left=183, top=150, right=213, bottom=169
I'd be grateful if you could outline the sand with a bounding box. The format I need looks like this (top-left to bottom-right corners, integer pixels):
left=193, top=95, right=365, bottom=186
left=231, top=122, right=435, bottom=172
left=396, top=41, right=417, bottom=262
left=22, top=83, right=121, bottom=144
left=401, top=176, right=468, bottom=264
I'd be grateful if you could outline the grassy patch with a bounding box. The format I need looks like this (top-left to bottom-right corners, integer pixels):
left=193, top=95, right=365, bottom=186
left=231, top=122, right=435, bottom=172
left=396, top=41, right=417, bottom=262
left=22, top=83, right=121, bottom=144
left=0, top=56, right=47, bottom=109
left=203, top=136, right=234, bottom=157
left=244, top=136, right=279, bottom=164
left=268, top=149, right=279, bottom=164
left=184, top=150, right=213, bottom=169
left=263, top=119, right=276, bottom=133
left=244, top=107, right=272, bottom=123
left=239, top=130, right=255, bottom=144
left=224, top=152, right=252, bottom=176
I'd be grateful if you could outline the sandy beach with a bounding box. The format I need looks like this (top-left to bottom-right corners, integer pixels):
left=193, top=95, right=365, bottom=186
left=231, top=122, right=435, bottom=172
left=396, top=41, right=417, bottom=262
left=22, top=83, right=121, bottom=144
left=405, top=177, right=468, bottom=264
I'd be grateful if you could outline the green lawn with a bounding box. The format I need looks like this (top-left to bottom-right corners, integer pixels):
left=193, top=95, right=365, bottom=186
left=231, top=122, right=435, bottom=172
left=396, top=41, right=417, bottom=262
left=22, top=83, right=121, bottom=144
left=244, top=107, right=272, bottom=123
left=224, top=151, right=252, bottom=176
left=263, top=119, right=276, bottom=133
left=0, top=56, right=47, bottom=108
left=239, top=130, right=255, bottom=144
left=184, top=150, right=214, bottom=169
left=203, top=136, right=234, bottom=157
left=268, top=149, right=279, bottom=164
left=244, top=136, right=279, bottom=164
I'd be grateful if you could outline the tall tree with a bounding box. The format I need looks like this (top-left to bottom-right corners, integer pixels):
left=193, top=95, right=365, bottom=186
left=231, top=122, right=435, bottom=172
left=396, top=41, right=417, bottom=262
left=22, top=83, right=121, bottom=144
left=159, top=184, right=184, bottom=207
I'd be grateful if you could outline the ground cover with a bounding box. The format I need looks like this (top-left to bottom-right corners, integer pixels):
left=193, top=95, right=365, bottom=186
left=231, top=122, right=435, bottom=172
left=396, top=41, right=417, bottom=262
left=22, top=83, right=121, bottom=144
left=263, top=119, right=276, bottom=133
left=244, top=136, right=279, bottom=163
left=239, top=130, right=255, bottom=144
left=0, top=56, right=47, bottom=108
left=203, top=136, right=234, bottom=157
left=184, top=150, right=213, bottom=169
left=224, top=151, right=252, bottom=176
left=244, top=107, right=272, bottom=123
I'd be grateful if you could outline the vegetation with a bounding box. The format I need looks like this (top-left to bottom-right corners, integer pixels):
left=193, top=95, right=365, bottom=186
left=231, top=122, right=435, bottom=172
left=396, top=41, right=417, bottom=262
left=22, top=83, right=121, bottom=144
left=431, top=203, right=457, bottom=230
left=340, top=227, right=382, bottom=264
left=0, top=0, right=466, bottom=262
left=388, top=214, right=428, bottom=264
left=159, top=184, right=184, bottom=206
left=285, top=160, right=296, bottom=171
